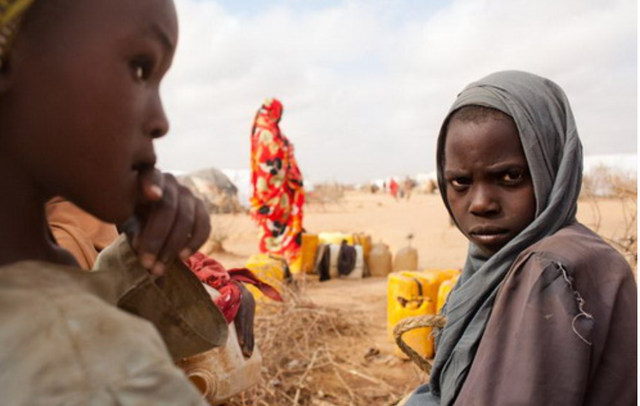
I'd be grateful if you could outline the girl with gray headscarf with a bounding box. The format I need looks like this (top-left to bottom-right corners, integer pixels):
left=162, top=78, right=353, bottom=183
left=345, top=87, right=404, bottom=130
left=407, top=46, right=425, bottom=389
left=402, top=71, right=636, bottom=406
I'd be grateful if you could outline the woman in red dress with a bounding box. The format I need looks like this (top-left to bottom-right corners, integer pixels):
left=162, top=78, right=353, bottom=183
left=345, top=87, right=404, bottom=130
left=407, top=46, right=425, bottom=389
left=250, top=98, right=305, bottom=268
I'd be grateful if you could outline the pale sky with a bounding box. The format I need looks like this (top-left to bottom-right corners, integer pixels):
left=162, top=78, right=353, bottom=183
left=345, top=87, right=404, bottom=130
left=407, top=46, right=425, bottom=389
left=157, top=0, right=637, bottom=184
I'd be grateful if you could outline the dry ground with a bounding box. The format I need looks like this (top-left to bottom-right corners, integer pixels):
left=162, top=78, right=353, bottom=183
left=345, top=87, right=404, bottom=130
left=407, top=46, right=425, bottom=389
left=206, top=191, right=634, bottom=405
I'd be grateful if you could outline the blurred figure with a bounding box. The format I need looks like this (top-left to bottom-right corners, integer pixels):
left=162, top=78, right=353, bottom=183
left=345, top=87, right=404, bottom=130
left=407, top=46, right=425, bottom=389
left=389, top=178, right=399, bottom=201
left=404, top=177, right=416, bottom=201
left=250, top=98, right=305, bottom=268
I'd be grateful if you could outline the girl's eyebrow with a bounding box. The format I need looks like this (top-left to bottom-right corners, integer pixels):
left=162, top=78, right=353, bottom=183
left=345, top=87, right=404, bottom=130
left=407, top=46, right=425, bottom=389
left=484, top=162, right=528, bottom=174
left=444, top=170, right=468, bottom=177
left=145, top=22, right=175, bottom=53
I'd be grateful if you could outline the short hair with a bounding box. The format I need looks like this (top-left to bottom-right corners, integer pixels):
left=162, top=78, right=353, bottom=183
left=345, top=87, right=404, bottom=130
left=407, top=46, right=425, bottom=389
left=447, top=105, right=512, bottom=125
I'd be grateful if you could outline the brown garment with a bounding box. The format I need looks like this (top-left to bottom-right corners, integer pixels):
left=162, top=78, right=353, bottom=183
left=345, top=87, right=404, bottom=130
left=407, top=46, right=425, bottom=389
left=0, top=236, right=228, bottom=406
left=454, top=223, right=637, bottom=406
left=46, top=197, right=119, bottom=269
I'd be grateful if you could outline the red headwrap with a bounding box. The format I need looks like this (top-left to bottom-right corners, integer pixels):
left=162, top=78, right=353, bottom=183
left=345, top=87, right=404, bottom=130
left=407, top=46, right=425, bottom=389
left=260, top=98, right=283, bottom=123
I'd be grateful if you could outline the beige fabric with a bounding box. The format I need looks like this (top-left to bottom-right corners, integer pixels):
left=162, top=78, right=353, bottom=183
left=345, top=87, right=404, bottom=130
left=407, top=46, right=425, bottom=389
left=0, top=237, right=229, bottom=405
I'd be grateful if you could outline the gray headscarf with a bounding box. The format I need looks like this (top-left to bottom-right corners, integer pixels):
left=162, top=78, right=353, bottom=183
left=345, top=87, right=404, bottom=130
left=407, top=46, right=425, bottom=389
left=405, top=71, right=583, bottom=405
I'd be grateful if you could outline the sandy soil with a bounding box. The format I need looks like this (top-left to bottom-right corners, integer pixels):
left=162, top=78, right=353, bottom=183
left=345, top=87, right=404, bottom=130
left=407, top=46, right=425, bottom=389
left=207, top=191, right=635, bottom=403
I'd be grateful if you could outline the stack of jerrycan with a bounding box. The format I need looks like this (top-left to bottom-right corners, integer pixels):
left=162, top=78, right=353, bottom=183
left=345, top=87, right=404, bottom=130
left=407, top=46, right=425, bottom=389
left=177, top=285, right=262, bottom=405
left=387, top=268, right=461, bottom=359
left=317, top=232, right=371, bottom=278
left=244, top=254, right=287, bottom=307
left=369, top=242, right=393, bottom=277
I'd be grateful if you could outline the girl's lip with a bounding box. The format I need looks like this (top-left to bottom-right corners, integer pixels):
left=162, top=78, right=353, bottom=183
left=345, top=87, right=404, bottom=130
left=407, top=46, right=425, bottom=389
left=468, top=227, right=510, bottom=248
left=469, top=226, right=509, bottom=236
left=471, top=233, right=509, bottom=245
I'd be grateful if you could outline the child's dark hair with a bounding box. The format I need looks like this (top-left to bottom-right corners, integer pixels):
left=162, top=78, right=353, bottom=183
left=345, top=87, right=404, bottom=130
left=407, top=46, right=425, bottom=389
left=448, top=105, right=511, bottom=125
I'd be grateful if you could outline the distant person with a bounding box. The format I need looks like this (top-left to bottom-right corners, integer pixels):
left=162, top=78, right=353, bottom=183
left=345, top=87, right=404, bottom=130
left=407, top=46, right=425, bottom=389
left=402, top=71, right=636, bottom=405
left=250, top=98, right=305, bottom=269
left=389, top=178, right=399, bottom=200
left=403, top=177, right=415, bottom=201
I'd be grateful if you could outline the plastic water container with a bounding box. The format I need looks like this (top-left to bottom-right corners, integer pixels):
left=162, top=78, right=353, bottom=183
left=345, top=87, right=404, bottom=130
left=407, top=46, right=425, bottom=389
left=322, top=244, right=365, bottom=279
left=345, top=245, right=365, bottom=279
left=400, top=271, right=441, bottom=307
left=177, top=285, right=262, bottom=405
left=300, top=233, right=319, bottom=274
left=353, top=233, right=372, bottom=263
left=328, top=244, right=341, bottom=278
left=318, top=232, right=355, bottom=245
left=369, top=243, right=393, bottom=277
left=245, top=254, right=286, bottom=304
left=436, top=274, right=459, bottom=313
left=423, top=268, right=460, bottom=286
left=393, top=246, right=418, bottom=272
left=387, top=272, right=436, bottom=359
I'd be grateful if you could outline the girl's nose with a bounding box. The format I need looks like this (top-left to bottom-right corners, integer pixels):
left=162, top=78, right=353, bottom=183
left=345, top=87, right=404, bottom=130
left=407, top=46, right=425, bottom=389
left=145, top=94, right=169, bottom=139
left=469, top=185, right=500, bottom=216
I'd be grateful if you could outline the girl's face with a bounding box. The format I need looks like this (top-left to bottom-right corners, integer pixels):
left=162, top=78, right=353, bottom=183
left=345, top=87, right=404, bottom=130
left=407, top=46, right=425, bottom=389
left=0, top=0, right=178, bottom=223
left=443, top=116, right=536, bottom=255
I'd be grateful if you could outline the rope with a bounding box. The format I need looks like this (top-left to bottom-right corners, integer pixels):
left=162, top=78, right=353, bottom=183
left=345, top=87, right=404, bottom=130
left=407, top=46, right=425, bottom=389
left=393, top=315, right=446, bottom=374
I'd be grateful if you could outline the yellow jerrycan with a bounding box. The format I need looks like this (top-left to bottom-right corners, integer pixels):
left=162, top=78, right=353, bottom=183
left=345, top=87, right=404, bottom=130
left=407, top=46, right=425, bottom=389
left=400, top=271, right=441, bottom=307
left=318, top=232, right=355, bottom=246
left=353, top=233, right=372, bottom=264
left=369, top=242, right=393, bottom=277
left=387, top=272, right=436, bottom=359
left=299, top=233, right=319, bottom=274
left=177, top=285, right=262, bottom=405
left=422, top=268, right=460, bottom=286
left=437, top=274, right=460, bottom=313
left=245, top=254, right=286, bottom=304
left=393, top=235, right=418, bottom=272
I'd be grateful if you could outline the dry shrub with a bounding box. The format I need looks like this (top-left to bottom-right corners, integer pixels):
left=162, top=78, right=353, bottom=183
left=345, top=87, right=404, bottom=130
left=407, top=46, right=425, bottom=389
left=306, top=183, right=345, bottom=209
left=581, top=168, right=637, bottom=273
left=607, top=174, right=637, bottom=272
left=229, top=285, right=410, bottom=406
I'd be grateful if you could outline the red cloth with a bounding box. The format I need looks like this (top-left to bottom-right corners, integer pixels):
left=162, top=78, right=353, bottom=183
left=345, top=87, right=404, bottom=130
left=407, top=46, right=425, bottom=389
left=250, top=98, right=305, bottom=265
left=389, top=179, right=399, bottom=197
left=184, top=252, right=283, bottom=323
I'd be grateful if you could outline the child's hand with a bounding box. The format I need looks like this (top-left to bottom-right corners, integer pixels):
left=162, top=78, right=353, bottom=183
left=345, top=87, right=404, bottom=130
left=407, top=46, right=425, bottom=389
left=234, top=283, right=256, bottom=358
left=123, top=169, right=211, bottom=276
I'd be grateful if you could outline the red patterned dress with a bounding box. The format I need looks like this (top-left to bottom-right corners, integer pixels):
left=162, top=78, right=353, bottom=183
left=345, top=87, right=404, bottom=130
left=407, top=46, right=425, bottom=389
left=250, top=98, right=305, bottom=267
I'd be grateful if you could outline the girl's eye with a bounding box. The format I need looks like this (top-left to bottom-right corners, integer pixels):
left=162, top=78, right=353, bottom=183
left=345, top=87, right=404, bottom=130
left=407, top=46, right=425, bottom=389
left=131, top=58, right=153, bottom=81
left=502, top=170, right=524, bottom=184
left=450, top=177, right=471, bottom=190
